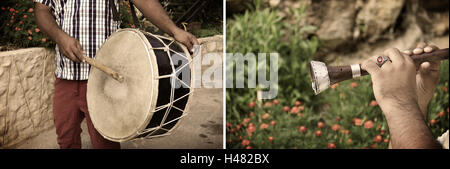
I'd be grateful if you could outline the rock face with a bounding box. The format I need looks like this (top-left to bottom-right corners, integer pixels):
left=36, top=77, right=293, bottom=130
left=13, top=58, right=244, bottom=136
left=0, top=48, right=55, bottom=148
left=227, top=0, right=449, bottom=63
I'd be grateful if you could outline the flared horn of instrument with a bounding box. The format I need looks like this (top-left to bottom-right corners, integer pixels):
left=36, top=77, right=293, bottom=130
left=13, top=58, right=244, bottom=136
left=310, top=48, right=449, bottom=95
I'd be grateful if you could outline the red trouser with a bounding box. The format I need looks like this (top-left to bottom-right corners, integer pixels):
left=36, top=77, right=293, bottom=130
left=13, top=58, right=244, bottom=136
left=53, top=78, right=120, bottom=149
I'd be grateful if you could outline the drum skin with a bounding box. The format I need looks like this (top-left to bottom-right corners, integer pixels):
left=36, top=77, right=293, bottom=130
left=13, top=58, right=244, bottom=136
left=87, top=29, right=192, bottom=142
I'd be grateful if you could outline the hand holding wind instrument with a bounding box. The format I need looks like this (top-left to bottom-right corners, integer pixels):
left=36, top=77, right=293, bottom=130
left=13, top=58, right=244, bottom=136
left=309, top=48, right=449, bottom=95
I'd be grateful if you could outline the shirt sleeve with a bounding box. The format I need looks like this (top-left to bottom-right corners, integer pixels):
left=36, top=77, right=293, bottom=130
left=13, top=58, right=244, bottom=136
left=33, top=0, right=53, bottom=8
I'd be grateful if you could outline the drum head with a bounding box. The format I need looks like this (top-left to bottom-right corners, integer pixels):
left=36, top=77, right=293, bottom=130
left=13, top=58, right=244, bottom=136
left=87, top=29, right=159, bottom=142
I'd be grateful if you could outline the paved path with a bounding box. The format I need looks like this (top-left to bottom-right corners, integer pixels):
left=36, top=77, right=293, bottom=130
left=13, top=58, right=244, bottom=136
left=16, top=88, right=223, bottom=149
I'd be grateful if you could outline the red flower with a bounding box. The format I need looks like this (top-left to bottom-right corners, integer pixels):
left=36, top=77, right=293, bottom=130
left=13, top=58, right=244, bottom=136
left=335, top=117, right=341, bottom=122
left=241, top=139, right=250, bottom=146
left=272, top=99, right=279, bottom=105
left=347, top=138, right=352, bottom=144
left=290, top=107, right=299, bottom=114
left=249, top=112, right=255, bottom=117
left=248, top=101, right=256, bottom=108
left=298, top=106, right=304, bottom=111
left=350, top=82, right=358, bottom=89
left=19, top=21, right=23, bottom=24
left=28, top=8, right=34, bottom=13
left=327, top=143, right=336, bottom=149
left=264, top=102, right=272, bottom=107
left=237, top=136, right=242, bottom=141
left=1, top=7, right=5, bottom=11
left=130, top=25, right=135, bottom=28
left=429, top=119, right=437, bottom=125
left=374, top=135, right=382, bottom=143
left=438, top=111, right=445, bottom=118
left=236, top=124, right=242, bottom=130
left=9, top=8, right=14, bottom=12
left=259, top=123, right=269, bottom=130
left=41, top=38, right=47, bottom=42
left=6, top=23, right=10, bottom=27
left=28, top=36, right=32, bottom=40
left=443, top=86, right=447, bottom=92
left=384, top=139, right=389, bottom=143
left=23, top=15, right=28, bottom=18
left=28, top=29, right=32, bottom=35
left=331, top=124, right=340, bottom=131
left=364, top=120, right=374, bottom=129
left=369, top=100, right=378, bottom=107
left=298, top=126, right=307, bottom=133
left=35, top=28, right=40, bottom=33
left=246, top=146, right=252, bottom=149
left=247, top=125, right=256, bottom=137
left=226, top=122, right=231, bottom=128
left=268, top=136, right=274, bottom=142
left=270, top=120, right=276, bottom=126
left=262, top=113, right=269, bottom=119
left=380, top=130, right=386, bottom=135
left=353, top=118, right=362, bottom=126
left=315, top=130, right=322, bottom=137
left=227, top=139, right=232, bottom=143
left=294, top=101, right=302, bottom=106
left=330, top=83, right=339, bottom=89
left=242, top=118, right=251, bottom=125
left=282, top=106, right=290, bottom=112
left=317, top=122, right=325, bottom=128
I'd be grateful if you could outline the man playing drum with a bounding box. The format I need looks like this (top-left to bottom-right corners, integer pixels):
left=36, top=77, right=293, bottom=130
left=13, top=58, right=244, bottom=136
left=34, top=0, right=199, bottom=149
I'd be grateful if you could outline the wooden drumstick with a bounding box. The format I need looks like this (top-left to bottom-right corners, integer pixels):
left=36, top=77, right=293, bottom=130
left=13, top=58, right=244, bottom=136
left=310, top=48, right=449, bottom=95
left=84, top=57, right=124, bottom=82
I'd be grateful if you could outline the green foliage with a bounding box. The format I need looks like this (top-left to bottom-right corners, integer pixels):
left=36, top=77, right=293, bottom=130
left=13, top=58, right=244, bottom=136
left=0, top=0, right=54, bottom=48
left=226, top=3, right=321, bottom=127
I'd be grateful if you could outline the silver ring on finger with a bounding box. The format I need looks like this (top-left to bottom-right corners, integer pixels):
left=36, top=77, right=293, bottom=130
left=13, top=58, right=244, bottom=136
left=376, top=55, right=390, bottom=68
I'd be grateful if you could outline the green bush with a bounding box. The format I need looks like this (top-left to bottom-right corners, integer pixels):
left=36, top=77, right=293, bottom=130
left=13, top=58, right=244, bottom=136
left=0, top=0, right=54, bottom=48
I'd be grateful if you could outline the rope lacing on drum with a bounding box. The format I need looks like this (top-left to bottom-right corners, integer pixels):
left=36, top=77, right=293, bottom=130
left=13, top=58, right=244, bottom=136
left=135, top=32, right=194, bottom=139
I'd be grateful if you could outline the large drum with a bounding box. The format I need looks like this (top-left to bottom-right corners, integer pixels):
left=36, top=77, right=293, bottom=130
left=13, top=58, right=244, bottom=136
left=87, top=28, right=194, bottom=142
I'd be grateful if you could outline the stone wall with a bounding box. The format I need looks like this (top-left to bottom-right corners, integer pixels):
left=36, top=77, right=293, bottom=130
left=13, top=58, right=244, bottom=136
left=0, top=48, right=55, bottom=148
left=0, top=35, right=222, bottom=148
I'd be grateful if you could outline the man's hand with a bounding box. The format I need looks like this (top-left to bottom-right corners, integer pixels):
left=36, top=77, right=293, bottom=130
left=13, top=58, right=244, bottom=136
left=131, top=0, right=199, bottom=51
left=402, top=43, right=441, bottom=120
left=362, top=48, right=419, bottom=114
left=361, top=47, right=441, bottom=149
left=35, top=2, right=84, bottom=63
left=172, top=28, right=199, bottom=52
left=56, top=34, right=84, bottom=63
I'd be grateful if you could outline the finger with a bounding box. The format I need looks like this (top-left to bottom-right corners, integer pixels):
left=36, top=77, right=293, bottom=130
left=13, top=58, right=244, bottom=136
left=191, top=35, right=199, bottom=46
left=361, top=56, right=380, bottom=75
left=424, top=45, right=439, bottom=53
left=66, top=50, right=80, bottom=63
left=418, top=62, right=431, bottom=74
left=403, top=50, right=412, bottom=55
left=184, top=40, right=193, bottom=52
left=73, top=43, right=85, bottom=62
left=413, top=42, right=427, bottom=55
left=384, top=48, right=404, bottom=64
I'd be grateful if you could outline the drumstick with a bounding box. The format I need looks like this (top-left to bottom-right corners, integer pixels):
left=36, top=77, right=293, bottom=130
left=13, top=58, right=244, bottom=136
left=310, top=48, right=449, bottom=95
left=84, top=57, right=124, bottom=82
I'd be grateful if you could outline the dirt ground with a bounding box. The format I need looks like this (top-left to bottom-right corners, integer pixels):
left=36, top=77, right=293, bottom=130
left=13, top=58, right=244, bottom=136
left=16, top=88, right=223, bottom=149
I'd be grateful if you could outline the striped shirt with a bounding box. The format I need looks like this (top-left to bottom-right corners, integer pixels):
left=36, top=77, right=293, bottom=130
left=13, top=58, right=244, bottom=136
left=34, top=0, right=120, bottom=80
